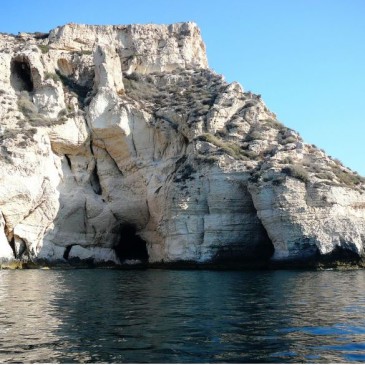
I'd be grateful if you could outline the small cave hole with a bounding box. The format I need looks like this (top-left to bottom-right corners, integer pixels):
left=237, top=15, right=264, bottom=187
left=319, top=245, right=361, bottom=264
left=8, top=237, right=16, bottom=257
left=64, top=154, right=72, bottom=169
left=63, top=245, right=73, bottom=260
left=114, top=224, right=149, bottom=263
left=10, top=58, right=34, bottom=92
left=90, top=164, right=102, bottom=195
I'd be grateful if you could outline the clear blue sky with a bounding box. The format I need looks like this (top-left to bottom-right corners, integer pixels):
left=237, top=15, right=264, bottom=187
left=1, top=0, right=364, bottom=174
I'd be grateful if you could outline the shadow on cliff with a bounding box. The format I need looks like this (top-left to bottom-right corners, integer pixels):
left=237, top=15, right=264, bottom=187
left=211, top=229, right=275, bottom=269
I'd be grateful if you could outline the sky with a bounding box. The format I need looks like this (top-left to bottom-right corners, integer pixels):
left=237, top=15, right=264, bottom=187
left=1, top=0, right=364, bottom=174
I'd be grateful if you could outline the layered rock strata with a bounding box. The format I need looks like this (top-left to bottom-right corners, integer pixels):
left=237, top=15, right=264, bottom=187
left=0, top=22, right=364, bottom=268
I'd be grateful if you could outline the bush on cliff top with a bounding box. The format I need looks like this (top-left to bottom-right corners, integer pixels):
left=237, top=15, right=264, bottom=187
left=331, top=165, right=365, bottom=187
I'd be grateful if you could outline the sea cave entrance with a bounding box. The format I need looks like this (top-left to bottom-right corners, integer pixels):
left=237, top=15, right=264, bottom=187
left=114, top=224, right=149, bottom=263
left=10, top=57, right=34, bottom=92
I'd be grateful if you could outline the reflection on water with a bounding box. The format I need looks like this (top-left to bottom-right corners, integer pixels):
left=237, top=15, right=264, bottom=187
left=0, top=269, right=365, bottom=363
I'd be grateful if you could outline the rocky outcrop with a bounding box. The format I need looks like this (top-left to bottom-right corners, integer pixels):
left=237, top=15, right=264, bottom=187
left=0, top=22, right=365, bottom=268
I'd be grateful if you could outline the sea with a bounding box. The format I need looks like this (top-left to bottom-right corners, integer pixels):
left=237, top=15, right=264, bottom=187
left=0, top=269, right=365, bottom=363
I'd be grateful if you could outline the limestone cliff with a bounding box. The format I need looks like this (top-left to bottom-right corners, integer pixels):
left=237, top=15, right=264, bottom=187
left=0, top=22, right=364, bottom=268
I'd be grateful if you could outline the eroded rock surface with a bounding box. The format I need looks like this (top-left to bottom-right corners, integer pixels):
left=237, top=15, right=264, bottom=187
left=0, top=22, right=365, bottom=268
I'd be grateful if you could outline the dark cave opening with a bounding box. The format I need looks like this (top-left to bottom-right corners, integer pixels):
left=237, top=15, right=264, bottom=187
left=63, top=245, right=73, bottom=260
left=90, top=164, right=102, bottom=195
left=10, top=58, right=34, bottom=92
left=8, top=237, right=16, bottom=258
left=64, top=154, right=72, bottom=169
left=212, top=218, right=275, bottom=267
left=114, top=224, right=149, bottom=263
left=319, top=245, right=361, bottom=264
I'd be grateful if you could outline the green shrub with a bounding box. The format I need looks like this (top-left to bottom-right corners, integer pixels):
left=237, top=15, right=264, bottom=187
left=246, top=130, right=263, bottom=141
left=74, top=38, right=88, bottom=45
left=38, top=45, right=50, bottom=54
left=198, top=133, right=245, bottom=160
left=17, top=93, right=66, bottom=128
left=241, top=150, right=259, bottom=159
left=281, top=164, right=309, bottom=183
left=78, top=50, right=92, bottom=56
left=123, top=75, right=157, bottom=101
left=281, top=156, right=294, bottom=164
left=17, top=94, right=37, bottom=116
left=16, top=119, right=27, bottom=128
left=264, top=119, right=285, bottom=130
left=331, top=166, right=365, bottom=186
left=199, top=133, right=223, bottom=147
left=282, top=135, right=297, bottom=144
left=333, top=158, right=342, bottom=166
left=57, top=108, right=67, bottom=117
left=1, top=128, right=19, bottom=141
left=316, top=172, right=334, bottom=181
left=221, top=144, right=242, bottom=158
left=44, top=72, right=61, bottom=82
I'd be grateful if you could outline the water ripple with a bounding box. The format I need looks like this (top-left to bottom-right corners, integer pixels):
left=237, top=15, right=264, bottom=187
left=0, top=270, right=365, bottom=362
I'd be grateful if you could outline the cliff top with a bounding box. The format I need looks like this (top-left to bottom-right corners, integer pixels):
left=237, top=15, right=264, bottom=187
left=0, top=22, right=208, bottom=74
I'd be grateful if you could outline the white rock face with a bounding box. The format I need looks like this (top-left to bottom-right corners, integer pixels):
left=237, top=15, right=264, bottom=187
left=0, top=22, right=365, bottom=268
left=249, top=179, right=365, bottom=262
left=93, top=45, right=124, bottom=92
left=48, top=22, right=208, bottom=74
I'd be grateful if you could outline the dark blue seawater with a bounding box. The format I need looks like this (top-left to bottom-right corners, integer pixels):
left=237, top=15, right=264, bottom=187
left=1, top=269, right=365, bottom=363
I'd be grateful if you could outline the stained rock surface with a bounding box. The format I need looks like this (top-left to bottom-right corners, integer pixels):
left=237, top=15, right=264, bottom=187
left=0, top=22, right=365, bottom=268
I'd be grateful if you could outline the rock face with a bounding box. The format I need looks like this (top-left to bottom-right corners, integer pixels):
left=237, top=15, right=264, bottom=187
left=0, top=22, right=365, bottom=268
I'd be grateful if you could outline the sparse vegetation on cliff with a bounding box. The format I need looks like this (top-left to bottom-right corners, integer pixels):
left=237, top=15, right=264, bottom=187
left=198, top=133, right=247, bottom=160
left=281, top=164, right=309, bottom=183
left=17, top=91, right=67, bottom=127
left=37, top=44, right=50, bottom=54
left=44, top=72, right=61, bottom=83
